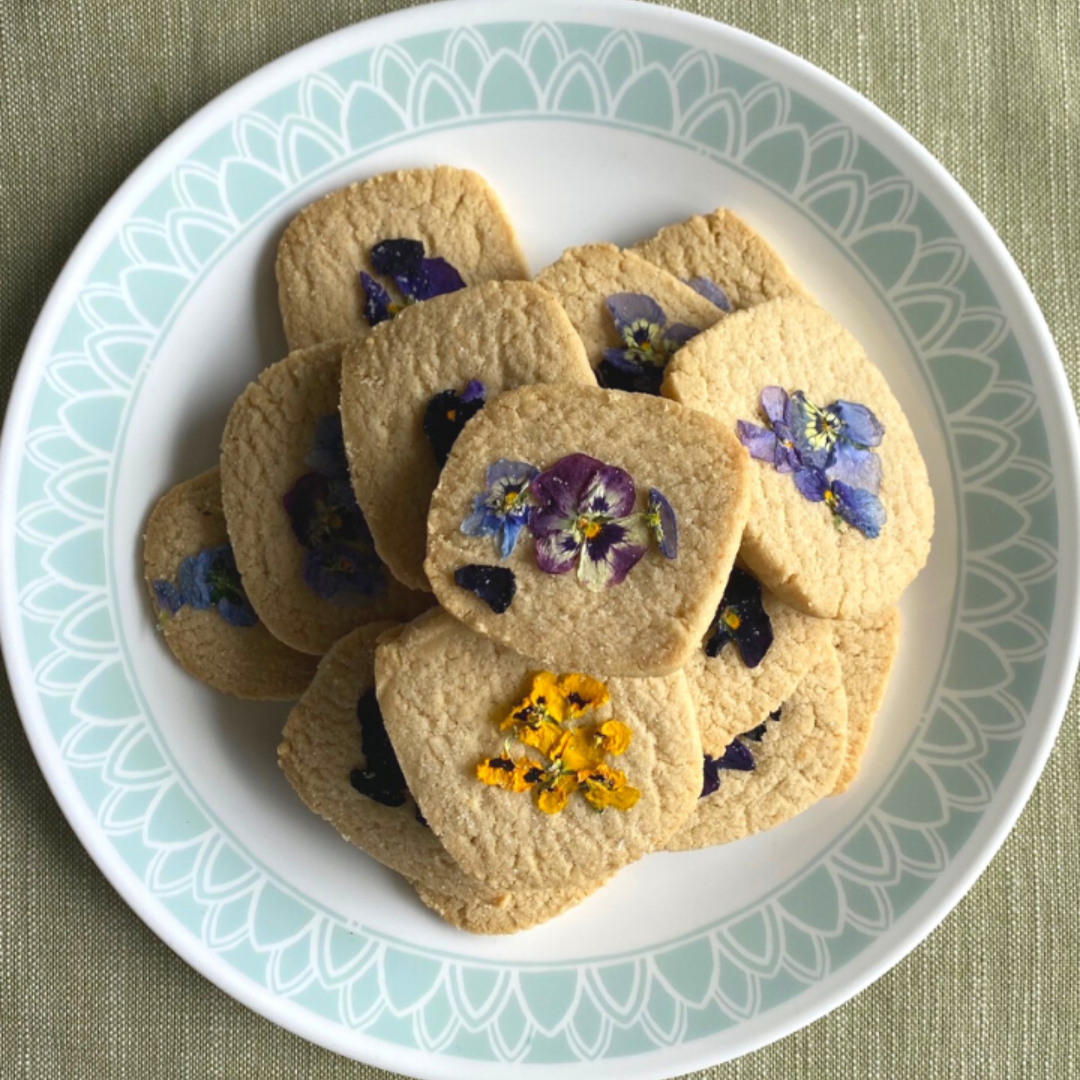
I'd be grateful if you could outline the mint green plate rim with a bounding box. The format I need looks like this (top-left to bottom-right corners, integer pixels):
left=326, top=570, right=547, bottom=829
left=2, top=1, right=1078, bottom=1076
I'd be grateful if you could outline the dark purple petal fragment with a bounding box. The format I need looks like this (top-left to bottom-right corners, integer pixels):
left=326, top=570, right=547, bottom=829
left=369, top=238, right=424, bottom=280
left=153, top=580, right=183, bottom=615
left=597, top=358, right=665, bottom=396
left=359, top=271, right=394, bottom=327
left=453, top=564, right=516, bottom=613
left=716, top=738, right=756, bottom=771
left=792, top=465, right=828, bottom=503
left=350, top=688, right=410, bottom=808
left=684, top=276, right=733, bottom=312
left=647, top=488, right=678, bottom=559
left=829, top=480, right=886, bottom=538
left=302, top=543, right=385, bottom=604
left=701, top=755, right=722, bottom=798
left=704, top=566, right=773, bottom=668
left=413, top=256, right=466, bottom=300
left=423, top=383, right=487, bottom=467
left=216, top=595, right=258, bottom=628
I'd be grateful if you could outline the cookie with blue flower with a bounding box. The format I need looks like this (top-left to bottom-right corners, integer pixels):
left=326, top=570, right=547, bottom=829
left=534, top=243, right=725, bottom=391
left=278, top=619, right=605, bottom=933
left=144, top=467, right=319, bottom=699
left=276, top=166, right=529, bottom=350
left=339, top=281, right=595, bottom=592
left=832, top=606, right=901, bottom=794
left=632, top=206, right=810, bottom=311
left=220, top=341, right=432, bottom=655
left=425, top=383, right=751, bottom=678
left=664, top=297, right=934, bottom=620
left=683, top=565, right=836, bottom=755
left=666, top=643, right=849, bottom=852
left=374, top=610, right=702, bottom=892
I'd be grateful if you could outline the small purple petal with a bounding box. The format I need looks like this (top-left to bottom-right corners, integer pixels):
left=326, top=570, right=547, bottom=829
left=359, top=272, right=393, bottom=327
left=760, top=386, right=789, bottom=428
left=413, top=256, right=466, bottom=300
left=531, top=453, right=605, bottom=520
left=737, top=420, right=778, bottom=463
left=648, top=488, right=678, bottom=559
left=830, top=481, right=886, bottom=538
left=217, top=595, right=258, bottom=628
left=684, top=276, right=733, bottom=312
left=177, top=550, right=215, bottom=610
left=793, top=466, right=828, bottom=503
left=662, top=322, right=699, bottom=351
left=486, top=458, right=537, bottom=489
left=370, top=238, right=424, bottom=279
left=454, top=564, right=515, bottom=613
left=828, top=441, right=883, bottom=494
left=833, top=400, right=885, bottom=447
left=152, top=580, right=183, bottom=615
left=701, top=755, right=722, bottom=798
left=774, top=441, right=801, bottom=474
left=606, top=292, right=666, bottom=334
left=581, top=463, right=636, bottom=519
left=461, top=379, right=486, bottom=404
left=716, top=738, right=756, bottom=771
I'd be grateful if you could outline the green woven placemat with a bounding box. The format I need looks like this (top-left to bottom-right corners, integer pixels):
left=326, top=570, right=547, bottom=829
left=2, top=1, right=1077, bottom=1077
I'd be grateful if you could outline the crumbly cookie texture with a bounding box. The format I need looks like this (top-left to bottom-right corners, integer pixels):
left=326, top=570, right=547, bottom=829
left=340, top=281, right=595, bottom=592
left=831, top=606, right=901, bottom=793
left=666, top=644, right=848, bottom=852
left=685, top=585, right=835, bottom=755
left=425, top=384, right=751, bottom=677
left=664, top=297, right=934, bottom=619
left=143, top=467, right=318, bottom=700
left=375, top=610, right=702, bottom=892
left=276, top=166, right=530, bottom=349
left=220, top=341, right=432, bottom=655
left=632, top=207, right=810, bottom=310
left=279, top=623, right=598, bottom=931
left=534, top=243, right=723, bottom=369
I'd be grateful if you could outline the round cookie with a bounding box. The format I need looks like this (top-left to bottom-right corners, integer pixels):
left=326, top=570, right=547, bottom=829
left=832, top=606, right=901, bottom=794
left=340, top=281, right=596, bottom=592
left=632, top=208, right=810, bottom=310
left=664, top=297, right=934, bottom=619
left=534, top=243, right=724, bottom=373
left=221, top=341, right=432, bottom=655
left=276, top=166, right=529, bottom=349
left=279, top=623, right=598, bottom=931
left=375, top=610, right=702, bottom=892
left=143, top=467, right=318, bottom=700
left=425, top=384, right=751, bottom=677
left=685, top=566, right=835, bottom=755
left=666, top=644, right=848, bottom=852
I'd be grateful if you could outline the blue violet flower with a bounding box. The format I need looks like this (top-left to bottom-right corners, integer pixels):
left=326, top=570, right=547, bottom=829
left=461, top=458, right=538, bottom=559
left=597, top=293, right=700, bottom=396
left=704, top=566, right=774, bottom=668
left=359, top=238, right=466, bottom=326
left=700, top=707, right=782, bottom=798
left=153, top=544, right=258, bottom=628
left=424, top=380, right=486, bottom=467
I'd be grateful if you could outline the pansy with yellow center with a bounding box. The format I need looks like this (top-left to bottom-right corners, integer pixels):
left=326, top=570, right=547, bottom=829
left=705, top=566, right=774, bottom=668
left=461, top=458, right=539, bottom=559
left=597, top=293, right=701, bottom=396
left=579, top=764, right=641, bottom=813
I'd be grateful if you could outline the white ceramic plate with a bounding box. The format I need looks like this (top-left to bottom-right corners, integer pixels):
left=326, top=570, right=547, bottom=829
left=2, top=1, right=1077, bottom=1076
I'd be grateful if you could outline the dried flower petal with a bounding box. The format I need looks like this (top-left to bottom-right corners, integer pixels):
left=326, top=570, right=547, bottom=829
left=349, top=689, right=410, bottom=808
left=424, top=381, right=487, bottom=467
left=460, top=458, right=537, bottom=558
left=704, top=566, right=773, bottom=668
left=453, top=563, right=516, bottom=613
left=645, top=488, right=678, bottom=559
left=684, top=275, right=733, bottom=312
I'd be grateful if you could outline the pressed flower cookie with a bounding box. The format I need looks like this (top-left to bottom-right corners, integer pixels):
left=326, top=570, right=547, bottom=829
left=664, top=297, right=934, bottom=619
left=425, top=383, right=751, bottom=676
left=375, top=610, right=702, bottom=892
left=832, top=606, right=901, bottom=794
left=340, top=281, right=595, bottom=592
left=632, top=207, right=810, bottom=310
left=276, top=166, right=529, bottom=349
left=534, top=243, right=725, bottom=392
left=279, top=622, right=601, bottom=932
left=666, top=643, right=848, bottom=852
left=685, top=566, right=836, bottom=755
left=220, top=341, right=432, bottom=655
left=144, top=467, right=318, bottom=700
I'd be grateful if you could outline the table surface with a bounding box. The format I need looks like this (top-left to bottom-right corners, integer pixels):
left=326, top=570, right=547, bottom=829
left=2, top=1, right=1078, bottom=1077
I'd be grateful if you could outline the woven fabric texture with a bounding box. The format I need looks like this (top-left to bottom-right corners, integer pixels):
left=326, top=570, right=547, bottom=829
left=1, top=1, right=1077, bottom=1077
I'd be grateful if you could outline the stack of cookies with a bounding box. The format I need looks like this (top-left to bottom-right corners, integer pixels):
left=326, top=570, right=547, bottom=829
left=144, top=166, right=933, bottom=934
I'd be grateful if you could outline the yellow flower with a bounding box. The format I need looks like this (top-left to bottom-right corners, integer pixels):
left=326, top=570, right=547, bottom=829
left=551, top=728, right=606, bottom=774
left=557, top=672, right=610, bottom=717
left=477, top=756, right=541, bottom=793
left=537, top=774, right=578, bottom=814
left=580, top=765, right=641, bottom=813
left=596, top=720, right=632, bottom=757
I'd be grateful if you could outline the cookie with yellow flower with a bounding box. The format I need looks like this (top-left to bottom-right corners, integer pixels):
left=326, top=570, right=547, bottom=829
left=276, top=166, right=529, bottom=350
left=339, top=281, right=596, bottom=592
left=375, top=610, right=702, bottom=892
left=220, top=340, right=432, bottom=655
left=666, top=643, right=848, bottom=852
left=664, top=297, right=934, bottom=620
left=832, top=605, right=901, bottom=794
left=278, top=622, right=607, bottom=932
left=144, top=466, right=319, bottom=700
left=425, top=383, right=751, bottom=678
left=632, top=207, right=810, bottom=312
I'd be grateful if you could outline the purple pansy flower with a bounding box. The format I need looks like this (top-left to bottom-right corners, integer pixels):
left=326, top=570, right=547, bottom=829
left=424, top=380, right=487, bottom=467
left=645, top=488, right=678, bottom=560
left=302, top=541, right=386, bottom=605
left=683, top=275, right=733, bottom=313
left=530, top=453, right=650, bottom=591
left=359, top=238, right=466, bottom=326
left=155, top=544, right=257, bottom=628
left=792, top=468, right=886, bottom=538
left=597, top=293, right=700, bottom=396
left=705, top=566, right=774, bottom=668
left=461, top=458, right=538, bottom=559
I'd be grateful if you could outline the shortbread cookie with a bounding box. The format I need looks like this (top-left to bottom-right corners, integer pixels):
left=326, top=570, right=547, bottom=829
left=375, top=610, right=702, bottom=891
left=664, top=297, right=934, bottom=619
left=144, top=467, right=318, bottom=699
left=426, top=384, right=751, bottom=677
left=666, top=644, right=848, bottom=851
left=685, top=565, right=835, bottom=755
left=632, top=208, right=810, bottom=310
left=535, top=243, right=724, bottom=388
left=276, top=166, right=529, bottom=349
left=832, top=606, right=901, bottom=793
left=221, top=341, right=431, bottom=655
left=340, top=281, right=595, bottom=592
left=279, top=623, right=598, bottom=931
